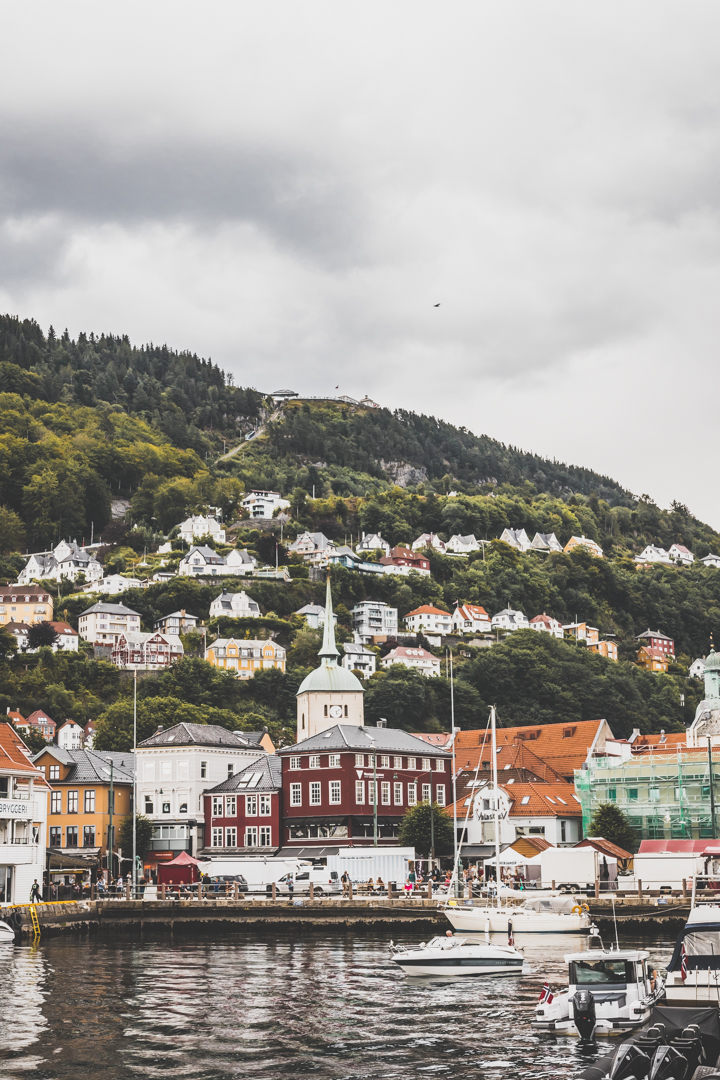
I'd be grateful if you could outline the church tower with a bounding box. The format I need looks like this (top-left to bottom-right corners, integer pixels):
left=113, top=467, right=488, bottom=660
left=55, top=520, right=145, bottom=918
left=296, top=576, right=365, bottom=741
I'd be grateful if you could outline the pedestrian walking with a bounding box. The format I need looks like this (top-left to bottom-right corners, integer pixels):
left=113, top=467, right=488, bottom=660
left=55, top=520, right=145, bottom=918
left=30, top=879, right=41, bottom=903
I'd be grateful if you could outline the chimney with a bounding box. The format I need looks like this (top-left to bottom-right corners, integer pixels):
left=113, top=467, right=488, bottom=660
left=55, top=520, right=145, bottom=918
left=376, top=718, right=387, bottom=728
left=629, top=728, right=641, bottom=744
left=156, top=725, right=164, bottom=733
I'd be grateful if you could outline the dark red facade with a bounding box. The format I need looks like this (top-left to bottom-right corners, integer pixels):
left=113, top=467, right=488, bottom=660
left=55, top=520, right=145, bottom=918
left=202, top=788, right=282, bottom=853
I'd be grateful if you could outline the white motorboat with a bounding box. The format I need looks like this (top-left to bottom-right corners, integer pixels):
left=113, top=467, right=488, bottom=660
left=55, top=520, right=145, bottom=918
left=0, top=919, right=16, bottom=944
left=444, top=894, right=592, bottom=935
left=391, top=933, right=524, bottom=977
left=664, top=899, right=720, bottom=1006
left=532, top=927, right=664, bottom=1038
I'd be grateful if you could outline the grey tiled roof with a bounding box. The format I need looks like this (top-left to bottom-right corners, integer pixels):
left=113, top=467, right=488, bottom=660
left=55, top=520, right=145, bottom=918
left=278, top=724, right=451, bottom=756
left=205, top=754, right=281, bottom=793
left=33, top=748, right=135, bottom=782
left=138, top=722, right=264, bottom=749
left=79, top=602, right=141, bottom=617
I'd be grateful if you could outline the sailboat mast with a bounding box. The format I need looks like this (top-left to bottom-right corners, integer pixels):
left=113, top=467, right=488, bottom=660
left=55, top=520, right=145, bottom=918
left=491, top=705, right=500, bottom=908
left=450, top=652, right=458, bottom=890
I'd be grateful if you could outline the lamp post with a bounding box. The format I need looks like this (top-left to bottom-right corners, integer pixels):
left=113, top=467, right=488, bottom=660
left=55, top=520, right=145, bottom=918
left=132, top=670, right=137, bottom=898
left=106, top=757, right=115, bottom=882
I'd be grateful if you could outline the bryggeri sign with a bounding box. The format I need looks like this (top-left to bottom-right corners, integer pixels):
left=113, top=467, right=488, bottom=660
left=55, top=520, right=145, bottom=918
left=0, top=800, right=33, bottom=819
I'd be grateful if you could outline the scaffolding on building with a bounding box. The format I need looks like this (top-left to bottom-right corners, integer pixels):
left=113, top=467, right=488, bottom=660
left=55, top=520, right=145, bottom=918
left=575, top=747, right=720, bottom=844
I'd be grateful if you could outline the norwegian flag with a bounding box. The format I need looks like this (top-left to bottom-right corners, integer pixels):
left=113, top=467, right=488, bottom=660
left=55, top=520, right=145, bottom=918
left=681, top=942, right=688, bottom=983
left=538, top=982, right=554, bottom=1004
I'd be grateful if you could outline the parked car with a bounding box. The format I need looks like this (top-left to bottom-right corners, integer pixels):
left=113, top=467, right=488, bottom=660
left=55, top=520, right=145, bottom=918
left=272, top=869, right=341, bottom=895
left=207, top=874, right=248, bottom=893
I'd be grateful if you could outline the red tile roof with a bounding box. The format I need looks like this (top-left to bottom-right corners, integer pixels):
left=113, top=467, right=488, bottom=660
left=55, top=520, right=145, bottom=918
left=49, top=621, right=78, bottom=636
left=446, top=780, right=581, bottom=820
left=454, top=719, right=606, bottom=778
left=576, top=837, right=633, bottom=860
left=0, top=722, right=49, bottom=779
left=412, top=732, right=453, bottom=747
left=454, top=741, right=566, bottom=783
left=456, top=604, right=489, bottom=619
left=405, top=605, right=450, bottom=617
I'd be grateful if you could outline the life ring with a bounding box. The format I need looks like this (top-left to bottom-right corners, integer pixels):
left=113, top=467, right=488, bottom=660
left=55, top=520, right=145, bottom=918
left=571, top=904, right=583, bottom=915
left=581, top=904, right=590, bottom=913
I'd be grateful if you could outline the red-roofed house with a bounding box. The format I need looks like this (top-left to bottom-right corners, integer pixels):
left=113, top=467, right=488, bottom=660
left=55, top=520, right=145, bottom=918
left=636, top=646, right=669, bottom=673
left=454, top=718, right=619, bottom=782
left=413, top=732, right=454, bottom=749
left=529, top=613, right=564, bottom=639
left=0, top=721, right=49, bottom=903
left=636, top=629, right=675, bottom=657
left=380, top=645, right=440, bottom=677
left=446, top=778, right=583, bottom=848
left=669, top=544, right=694, bottom=566
left=451, top=603, right=491, bottom=636
left=404, top=605, right=452, bottom=635
left=630, top=730, right=686, bottom=754
left=379, top=547, right=431, bottom=577
left=20, top=710, right=56, bottom=742
left=49, top=621, right=79, bottom=652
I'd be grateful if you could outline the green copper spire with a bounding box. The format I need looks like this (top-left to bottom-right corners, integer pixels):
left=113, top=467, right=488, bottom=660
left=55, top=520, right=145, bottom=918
left=318, top=575, right=339, bottom=662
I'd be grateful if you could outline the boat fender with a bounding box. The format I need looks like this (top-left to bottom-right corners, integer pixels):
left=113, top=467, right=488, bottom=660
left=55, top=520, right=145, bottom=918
left=10, top=912, right=23, bottom=931
left=581, top=904, right=590, bottom=913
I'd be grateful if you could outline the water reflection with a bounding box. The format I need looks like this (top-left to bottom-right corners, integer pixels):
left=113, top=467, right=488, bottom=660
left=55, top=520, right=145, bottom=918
left=0, top=930, right=677, bottom=1079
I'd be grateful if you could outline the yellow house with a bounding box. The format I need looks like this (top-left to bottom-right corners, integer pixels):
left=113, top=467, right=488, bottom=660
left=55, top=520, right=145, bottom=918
left=205, top=637, right=286, bottom=679
left=0, top=588, right=54, bottom=626
left=563, top=535, right=604, bottom=558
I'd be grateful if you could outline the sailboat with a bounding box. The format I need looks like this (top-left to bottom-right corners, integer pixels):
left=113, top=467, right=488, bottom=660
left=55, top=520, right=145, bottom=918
left=391, top=704, right=524, bottom=977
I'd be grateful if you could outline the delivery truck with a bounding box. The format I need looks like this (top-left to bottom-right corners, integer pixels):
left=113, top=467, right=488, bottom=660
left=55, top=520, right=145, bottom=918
left=201, top=857, right=310, bottom=893
left=617, top=852, right=704, bottom=893
left=539, top=846, right=616, bottom=893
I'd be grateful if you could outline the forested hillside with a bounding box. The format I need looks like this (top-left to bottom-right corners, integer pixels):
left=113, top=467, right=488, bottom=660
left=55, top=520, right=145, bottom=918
left=2, top=312, right=720, bottom=750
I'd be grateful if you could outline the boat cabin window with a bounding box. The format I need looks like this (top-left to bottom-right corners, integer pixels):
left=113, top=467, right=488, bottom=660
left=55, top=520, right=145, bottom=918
left=570, top=959, right=636, bottom=986
left=683, top=930, right=720, bottom=957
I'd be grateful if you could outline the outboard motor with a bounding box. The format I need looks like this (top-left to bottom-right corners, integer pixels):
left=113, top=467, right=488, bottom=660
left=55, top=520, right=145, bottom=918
left=572, top=989, right=597, bottom=1042
left=608, top=1043, right=652, bottom=1080
left=669, top=1025, right=703, bottom=1076
left=647, top=1045, right=687, bottom=1080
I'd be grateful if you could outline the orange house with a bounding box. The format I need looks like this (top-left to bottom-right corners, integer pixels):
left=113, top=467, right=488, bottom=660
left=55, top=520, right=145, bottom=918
left=636, top=646, right=669, bottom=674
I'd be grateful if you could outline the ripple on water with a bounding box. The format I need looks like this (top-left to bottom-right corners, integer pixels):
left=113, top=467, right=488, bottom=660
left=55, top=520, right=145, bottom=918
left=0, top=930, right=678, bottom=1079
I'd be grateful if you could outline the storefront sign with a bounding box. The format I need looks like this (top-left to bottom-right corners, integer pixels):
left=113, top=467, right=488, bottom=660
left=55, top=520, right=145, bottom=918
left=472, top=787, right=511, bottom=822
left=0, top=799, right=33, bottom=819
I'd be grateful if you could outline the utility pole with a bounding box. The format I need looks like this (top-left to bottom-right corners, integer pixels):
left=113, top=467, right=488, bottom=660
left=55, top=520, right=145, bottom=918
left=709, top=737, right=717, bottom=840
left=373, top=749, right=378, bottom=846
left=132, top=671, right=137, bottom=898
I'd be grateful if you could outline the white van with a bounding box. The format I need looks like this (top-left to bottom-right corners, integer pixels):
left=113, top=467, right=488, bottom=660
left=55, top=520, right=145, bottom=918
left=274, top=868, right=342, bottom=895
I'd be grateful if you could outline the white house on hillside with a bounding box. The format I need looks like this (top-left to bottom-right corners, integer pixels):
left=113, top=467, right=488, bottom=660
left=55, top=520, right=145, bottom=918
left=446, top=534, right=480, bottom=555
left=530, top=532, right=563, bottom=553
left=341, top=643, right=376, bottom=676
left=19, top=540, right=103, bottom=586
left=404, top=605, right=452, bottom=635
left=702, top=553, right=720, bottom=568
left=635, top=545, right=672, bottom=566
left=451, top=603, right=491, bottom=635
left=178, top=546, right=227, bottom=577
left=288, top=532, right=335, bottom=563
left=209, top=590, right=261, bottom=619
left=78, top=602, right=142, bottom=644
left=381, top=646, right=440, bottom=677
left=499, top=529, right=531, bottom=552
left=411, top=533, right=446, bottom=553
left=178, top=515, right=226, bottom=545
left=529, top=613, right=564, bottom=638
left=56, top=719, right=84, bottom=750
left=294, top=604, right=337, bottom=630
left=669, top=544, right=694, bottom=566
left=491, top=608, right=529, bottom=632
left=99, top=574, right=143, bottom=594
left=690, top=657, right=706, bottom=680
left=241, top=491, right=291, bottom=519
left=350, top=600, right=398, bottom=642
left=355, top=532, right=390, bottom=556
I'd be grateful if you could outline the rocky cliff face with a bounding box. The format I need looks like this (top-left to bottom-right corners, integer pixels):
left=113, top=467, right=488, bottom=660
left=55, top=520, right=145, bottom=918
left=379, top=460, right=428, bottom=487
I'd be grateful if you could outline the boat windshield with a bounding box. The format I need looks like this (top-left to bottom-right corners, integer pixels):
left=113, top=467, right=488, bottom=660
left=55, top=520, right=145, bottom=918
left=521, top=897, right=576, bottom=915
left=569, top=959, right=636, bottom=986
left=684, top=930, right=720, bottom=957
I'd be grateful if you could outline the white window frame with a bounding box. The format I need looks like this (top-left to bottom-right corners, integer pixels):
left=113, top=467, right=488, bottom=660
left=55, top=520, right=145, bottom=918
left=381, top=781, right=390, bottom=805
left=394, top=756, right=403, bottom=769
left=328, top=754, right=341, bottom=768
left=422, top=758, right=431, bottom=772
left=225, top=827, right=237, bottom=848
left=435, top=785, right=446, bottom=806
left=289, top=757, right=302, bottom=770
left=421, top=784, right=431, bottom=803
left=259, top=794, right=271, bottom=816
left=407, top=783, right=417, bottom=806
left=245, top=826, right=258, bottom=847
left=290, top=783, right=302, bottom=807
left=368, top=781, right=377, bottom=806
left=259, top=826, right=272, bottom=848
left=309, top=755, right=321, bottom=769
left=434, top=759, right=445, bottom=772
left=212, top=796, right=223, bottom=817
left=309, top=782, right=321, bottom=806
left=380, top=755, right=389, bottom=768
left=245, top=795, right=257, bottom=816
left=355, top=754, right=364, bottom=767
left=212, top=827, right=224, bottom=847
left=394, top=782, right=403, bottom=805
left=355, top=780, right=365, bottom=804
left=329, top=781, right=341, bottom=805
left=225, top=796, right=236, bottom=816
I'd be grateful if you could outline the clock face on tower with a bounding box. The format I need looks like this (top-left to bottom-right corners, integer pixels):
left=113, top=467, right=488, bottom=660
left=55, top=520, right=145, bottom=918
left=329, top=705, right=343, bottom=718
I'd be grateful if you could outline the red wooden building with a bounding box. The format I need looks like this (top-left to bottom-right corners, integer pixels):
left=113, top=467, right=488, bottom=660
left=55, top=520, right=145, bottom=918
left=203, top=756, right=283, bottom=854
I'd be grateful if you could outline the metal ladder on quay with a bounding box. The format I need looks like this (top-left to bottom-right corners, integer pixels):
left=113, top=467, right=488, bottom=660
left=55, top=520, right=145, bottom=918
left=29, top=904, right=41, bottom=939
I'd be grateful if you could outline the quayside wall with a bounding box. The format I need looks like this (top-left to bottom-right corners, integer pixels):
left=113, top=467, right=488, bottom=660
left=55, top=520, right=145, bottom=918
left=0, top=896, right=693, bottom=939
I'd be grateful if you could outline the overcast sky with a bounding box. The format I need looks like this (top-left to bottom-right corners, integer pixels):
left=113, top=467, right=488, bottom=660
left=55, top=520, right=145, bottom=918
left=2, top=3, right=720, bottom=524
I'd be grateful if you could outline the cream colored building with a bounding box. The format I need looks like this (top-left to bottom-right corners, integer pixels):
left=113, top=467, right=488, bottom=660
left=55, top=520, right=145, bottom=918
left=0, top=588, right=53, bottom=627
left=205, top=637, right=285, bottom=678
left=296, top=577, right=364, bottom=741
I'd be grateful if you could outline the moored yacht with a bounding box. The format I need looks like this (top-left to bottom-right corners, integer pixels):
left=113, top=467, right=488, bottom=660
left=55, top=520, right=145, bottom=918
left=0, top=919, right=15, bottom=944
left=391, top=932, right=524, bottom=978
left=532, top=927, right=664, bottom=1037
left=444, top=894, right=591, bottom=935
left=664, top=902, right=720, bottom=1006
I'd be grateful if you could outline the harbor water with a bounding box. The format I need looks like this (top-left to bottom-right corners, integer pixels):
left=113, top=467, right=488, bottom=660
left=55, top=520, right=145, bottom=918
left=0, top=928, right=677, bottom=1079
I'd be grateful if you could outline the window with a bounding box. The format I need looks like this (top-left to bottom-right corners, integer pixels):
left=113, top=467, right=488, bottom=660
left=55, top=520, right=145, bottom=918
left=83, top=826, right=95, bottom=848
left=212, top=827, right=224, bottom=847
left=329, top=755, right=341, bottom=768
left=394, top=782, right=403, bottom=805
left=329, top=781, right=341, bottom=804
left=355, top=754, right=365, bottom=767
left=344, top=705, right=348, bottom=717
left=225, top=827, right=237, bottom=848
left=200, top=761, right=208, bottom=779
left=259, top=795, right=271, bottom=816
left=407, top=757, right=416, bottom=770
left=435, top=785, right=446, bottom=806
left=355, top=781, right=365, bottom=804
left=310, top=782, right=321, bottom=805
left=407, top=783, right=417, bottom=806
left=245, top=827, right=258, bottom=847
left=368, top=781, right=377, bottom=805
left=179, top=802, right=188, bottom=814
left=380, top=755, right=389, bottom=768
left=421, top=784, right=431, bottom=803
left=143, top=762, right=155, bottom=781
left=66, top=826, right=78, bottom=847
left=84, top=790, right=95, bottom=813
left=49, top=765, right=60, bottom=781
left=381, top=781, right=390, bottom=805
left=49, top=827, right=61, bottom=847
left=259, top=826, right=272, bottom=847
left=145, top=797, right=154, bottom=815
left=309, top=755, right=321, bottom=769
left=290, top=783, right=302, bottom=807
left=628, top=789, right=639, bottom=801
left=607, top=787, right=616, bottom=800
left=161, top=761, right=172, bottom=780
left=212, top=796, right=224, bottom=817
left=51, top=791, right=61, bottom=814
left=225, top=796, right=237, bottom=816
left=521, top=795, right=530, bottom=805
left=422, top=758, right=431, bottom=772
left=162, top=802, right=171, bottom=814
left=245, top=795, right=257, bottom=816
left=67, top=790, right=78, bottom=813
left=394, top=756, right=403, bottom=769
left=324, top=704, right=328, bottom=717
left=556, top=796, right=567, bottom=805
left=435, top=759, right=445, bottom=772
left=227, top=764, right=234, bottom=779
left=290, top=757, right=302, bottom=770
left=178, top=761, right=189, bottom=780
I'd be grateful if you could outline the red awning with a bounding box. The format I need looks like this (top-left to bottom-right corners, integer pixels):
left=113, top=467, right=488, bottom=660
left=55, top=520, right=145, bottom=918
left=163, top=851, right=204, bottom=867
left=638, top=840, right=710, bottom=854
